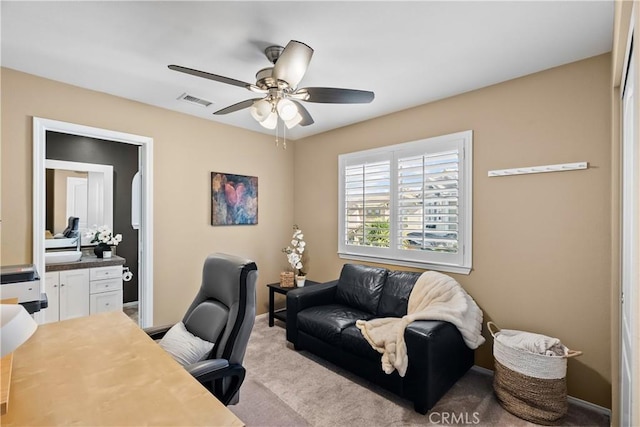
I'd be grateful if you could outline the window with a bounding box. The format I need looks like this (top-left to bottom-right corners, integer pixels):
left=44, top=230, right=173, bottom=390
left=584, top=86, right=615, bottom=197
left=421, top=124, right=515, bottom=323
left=338, top=131, right=472, bottom=274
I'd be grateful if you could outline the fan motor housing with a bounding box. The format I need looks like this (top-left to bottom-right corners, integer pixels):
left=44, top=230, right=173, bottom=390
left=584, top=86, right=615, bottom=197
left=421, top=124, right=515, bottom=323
left=255, top=67, right=289, bottom=90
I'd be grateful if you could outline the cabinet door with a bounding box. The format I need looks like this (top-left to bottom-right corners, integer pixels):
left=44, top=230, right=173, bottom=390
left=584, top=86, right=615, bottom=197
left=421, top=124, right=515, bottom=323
left=90, top=290, right=122, bottom=314
left=43, top=272, right=60, bottom=324
left=59, top=269, right=90, bottom=321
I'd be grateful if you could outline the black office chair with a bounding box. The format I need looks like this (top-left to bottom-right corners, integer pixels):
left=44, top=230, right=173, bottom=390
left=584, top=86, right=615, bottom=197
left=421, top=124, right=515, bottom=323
left=145, top=253, right=258, bottom=405
left=62, top=216, right=80, bottom=238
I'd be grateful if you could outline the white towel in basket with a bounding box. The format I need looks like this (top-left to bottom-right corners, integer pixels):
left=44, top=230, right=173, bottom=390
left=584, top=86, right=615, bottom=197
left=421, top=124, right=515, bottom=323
left=495, top=329, right=566, bottom=357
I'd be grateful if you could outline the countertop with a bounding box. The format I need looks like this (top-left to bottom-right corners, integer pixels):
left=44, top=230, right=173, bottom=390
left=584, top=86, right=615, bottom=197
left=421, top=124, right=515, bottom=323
left=45, top=254, right=126, bottom=272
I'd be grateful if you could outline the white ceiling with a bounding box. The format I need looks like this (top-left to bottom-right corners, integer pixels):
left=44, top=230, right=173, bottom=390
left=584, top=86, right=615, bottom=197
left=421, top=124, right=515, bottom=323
left=1, top=1, right=613, bottom=140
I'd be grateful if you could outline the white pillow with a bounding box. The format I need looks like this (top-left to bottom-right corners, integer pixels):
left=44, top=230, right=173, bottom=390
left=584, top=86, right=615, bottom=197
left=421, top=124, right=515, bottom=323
left=159, top=321, right=214, bottom=366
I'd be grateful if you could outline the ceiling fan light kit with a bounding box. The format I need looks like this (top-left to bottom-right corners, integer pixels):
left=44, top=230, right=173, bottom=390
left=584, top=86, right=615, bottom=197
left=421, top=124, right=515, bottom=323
left=259, top=111, right=278, bottom=130
left=276, top=98, right=298, bottom=121
left=169, top=39, right=375, bottom=135
left=250, top=98, right=272, bottom=122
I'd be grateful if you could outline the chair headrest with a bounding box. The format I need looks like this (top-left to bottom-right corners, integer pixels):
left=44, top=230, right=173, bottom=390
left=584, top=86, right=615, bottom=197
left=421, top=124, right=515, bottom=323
left=198, top=253, right=257, bottom=309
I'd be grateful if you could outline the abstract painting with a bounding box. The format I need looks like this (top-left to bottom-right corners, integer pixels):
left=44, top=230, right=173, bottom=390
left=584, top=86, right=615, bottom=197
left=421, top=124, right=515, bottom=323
left=211, top=172, right=258, bottom=225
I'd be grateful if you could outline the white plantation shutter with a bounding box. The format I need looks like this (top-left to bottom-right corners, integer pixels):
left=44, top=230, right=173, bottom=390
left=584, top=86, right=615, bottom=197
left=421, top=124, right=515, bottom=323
left=344, top=160, right=391, bottom=248
left=339, top=131, right=472, bottom=274
left=397, top=150, right=459, bottom=254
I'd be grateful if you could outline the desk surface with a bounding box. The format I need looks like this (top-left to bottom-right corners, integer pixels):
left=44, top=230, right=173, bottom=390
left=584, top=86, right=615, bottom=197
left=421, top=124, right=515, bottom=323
left=0, top=311, right=244, bottom=426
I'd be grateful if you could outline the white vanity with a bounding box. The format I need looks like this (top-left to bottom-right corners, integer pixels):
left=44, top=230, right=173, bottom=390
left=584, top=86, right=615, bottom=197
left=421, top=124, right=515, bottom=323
left=43, top=255, right=125, bottom=324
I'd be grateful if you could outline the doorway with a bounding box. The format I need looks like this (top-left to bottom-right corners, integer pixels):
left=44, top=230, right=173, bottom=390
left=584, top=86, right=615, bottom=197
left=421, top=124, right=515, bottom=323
left=621, top=39, right=638, bottom=426
left=33, top=118, right=154, bottom=327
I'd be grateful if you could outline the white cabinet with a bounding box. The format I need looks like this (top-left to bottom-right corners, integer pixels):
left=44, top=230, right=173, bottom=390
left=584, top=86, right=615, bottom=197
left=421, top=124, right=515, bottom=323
left=43, top=269, right=90, bottom=323
left=60, top=269, right=91, bottom=320
left=43, top=265, right=122, bottom=323
left=43, top=272, right=60, bottom=324
left=89, top=266, right=122, bottom=314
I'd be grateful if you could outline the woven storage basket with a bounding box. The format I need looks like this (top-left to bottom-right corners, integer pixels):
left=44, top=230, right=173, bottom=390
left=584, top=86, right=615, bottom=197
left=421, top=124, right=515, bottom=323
left=488, top=322, right=581, bottom=425
left=280, top=271, right=294, bottom=288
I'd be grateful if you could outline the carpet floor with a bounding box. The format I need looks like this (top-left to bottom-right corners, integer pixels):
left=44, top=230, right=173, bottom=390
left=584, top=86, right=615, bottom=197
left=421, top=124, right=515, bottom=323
left=229, top=314, right=610, bottom=427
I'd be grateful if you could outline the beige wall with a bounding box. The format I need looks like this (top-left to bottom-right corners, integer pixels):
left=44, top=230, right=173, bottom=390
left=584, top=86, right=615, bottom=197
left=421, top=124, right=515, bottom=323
left=1, top=53, right=614, bottom=408
left=294, top=54, right=612, bottom=407
left=1, top=67, right=294, bottom=324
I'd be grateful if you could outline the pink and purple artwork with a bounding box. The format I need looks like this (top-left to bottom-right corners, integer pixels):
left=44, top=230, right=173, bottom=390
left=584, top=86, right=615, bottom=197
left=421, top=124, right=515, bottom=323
left=211, top=172, right=258, bottom=225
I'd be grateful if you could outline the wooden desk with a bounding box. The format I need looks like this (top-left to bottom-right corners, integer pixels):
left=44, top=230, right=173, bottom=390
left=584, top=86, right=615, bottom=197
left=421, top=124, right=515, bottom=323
left=0, top=311, right=244, bottom=426
left=0, top=298, right=19, bottom=415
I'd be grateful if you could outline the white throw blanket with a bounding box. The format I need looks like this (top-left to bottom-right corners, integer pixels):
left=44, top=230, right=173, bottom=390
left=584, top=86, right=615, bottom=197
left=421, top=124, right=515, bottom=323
left=356, top=271, right=485, bottom=377
left=495, top=329, right=566, bottom=357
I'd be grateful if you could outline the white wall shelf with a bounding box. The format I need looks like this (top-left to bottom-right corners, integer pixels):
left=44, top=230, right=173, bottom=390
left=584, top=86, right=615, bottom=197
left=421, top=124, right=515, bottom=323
left=488, top=161, right=588, bottom=177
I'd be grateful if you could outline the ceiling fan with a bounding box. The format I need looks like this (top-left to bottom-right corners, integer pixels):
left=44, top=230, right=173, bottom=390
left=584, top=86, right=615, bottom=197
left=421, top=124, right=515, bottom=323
left=169, top=40, right=375, bottom=129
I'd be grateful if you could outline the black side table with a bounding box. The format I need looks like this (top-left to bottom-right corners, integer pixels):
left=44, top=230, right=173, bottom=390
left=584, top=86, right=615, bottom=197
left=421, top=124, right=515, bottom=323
left=267, top=280, right=319, bottom=327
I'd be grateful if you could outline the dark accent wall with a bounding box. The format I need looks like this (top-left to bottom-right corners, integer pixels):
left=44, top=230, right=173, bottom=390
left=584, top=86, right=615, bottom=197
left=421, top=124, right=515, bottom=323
left=45, top=169, right=55, bottom=232
left=46, top=131, right=139, bottom=303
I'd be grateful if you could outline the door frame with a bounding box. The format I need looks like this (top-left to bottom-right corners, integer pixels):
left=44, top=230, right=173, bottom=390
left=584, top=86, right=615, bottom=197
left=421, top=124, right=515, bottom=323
left=33, top=117, right=154, bottom=327
left=620, top=9, right=638, bottom=425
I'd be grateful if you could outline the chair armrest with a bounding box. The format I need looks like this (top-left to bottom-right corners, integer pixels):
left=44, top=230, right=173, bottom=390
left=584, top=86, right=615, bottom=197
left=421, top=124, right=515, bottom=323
left=186, top=359, right=246, bottom=406
left=185, top=358, right=230, bottom=378
left=143, top=324, right=174, bottom=340
left=286, top=280, right=338, bottom=346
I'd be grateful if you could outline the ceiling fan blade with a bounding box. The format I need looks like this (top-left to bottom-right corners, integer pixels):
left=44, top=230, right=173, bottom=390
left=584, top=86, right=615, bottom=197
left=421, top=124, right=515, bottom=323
left=291, top=101, right=314, bottom=126
left=272, top=40, right=314, bottom=88
left=169, top=65, right=260, bottom=91
left=293, top=87, right=375, bottom=104
left=214, top=98, right=262, bottom=115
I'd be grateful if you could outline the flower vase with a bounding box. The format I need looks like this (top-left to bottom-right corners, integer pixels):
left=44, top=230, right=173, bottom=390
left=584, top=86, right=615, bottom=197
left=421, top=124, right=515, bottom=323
left=296, top=275, right=306, bottom=287
left=94, top=243, right=111, bottom=258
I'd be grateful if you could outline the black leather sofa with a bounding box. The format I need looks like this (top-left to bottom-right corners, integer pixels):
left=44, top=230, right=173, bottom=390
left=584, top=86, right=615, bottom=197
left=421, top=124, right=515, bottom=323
left=286, top=263, right=474, bottom=414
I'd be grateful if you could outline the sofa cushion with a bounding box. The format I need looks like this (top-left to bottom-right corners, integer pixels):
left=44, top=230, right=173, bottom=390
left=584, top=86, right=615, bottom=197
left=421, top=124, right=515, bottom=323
left=335, top=264, right=388, bottom=314
left=341, top=325, right=381, bottom=362
left=376, top=270, right=421, bottom=317
left=297, top=304, right=374, bottom=347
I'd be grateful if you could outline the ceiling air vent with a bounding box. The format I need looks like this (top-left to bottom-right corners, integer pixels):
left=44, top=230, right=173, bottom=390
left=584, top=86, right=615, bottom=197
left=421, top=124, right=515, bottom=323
left=177, top=92, right=213, bottom=108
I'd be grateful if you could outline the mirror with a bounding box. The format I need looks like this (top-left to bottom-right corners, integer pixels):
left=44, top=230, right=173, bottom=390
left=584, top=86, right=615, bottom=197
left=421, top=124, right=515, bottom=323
left=44, top=159, right=113, bottom=246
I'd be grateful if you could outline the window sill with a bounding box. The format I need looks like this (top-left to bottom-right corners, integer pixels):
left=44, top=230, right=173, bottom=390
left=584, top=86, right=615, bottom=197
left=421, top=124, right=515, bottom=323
left=337, top=252, right=471, bottom=275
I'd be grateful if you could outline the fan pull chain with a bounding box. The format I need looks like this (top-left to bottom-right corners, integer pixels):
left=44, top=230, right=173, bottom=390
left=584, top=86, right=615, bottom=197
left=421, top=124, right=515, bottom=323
left=274, top=118, right=287, bottom=149
left=283, top=121, right=287, bottom=149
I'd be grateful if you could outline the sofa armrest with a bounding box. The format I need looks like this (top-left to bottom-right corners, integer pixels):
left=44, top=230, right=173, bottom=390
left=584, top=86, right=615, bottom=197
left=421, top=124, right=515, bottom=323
left=403, top=320, right=474, bottom=413
left=286, top=280, right=338, bottom=346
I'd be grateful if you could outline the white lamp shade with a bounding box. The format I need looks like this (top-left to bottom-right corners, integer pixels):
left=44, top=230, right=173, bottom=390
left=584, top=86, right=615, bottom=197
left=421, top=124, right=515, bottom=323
left=250, top=99, right=272, bottom=122
left=259, top=111, right=278, bottom=129
left=1, top=304, right=37, bottom=357
left=284, top=112, right=303, bottom=129
left=276, top=98, right=298, bottom=121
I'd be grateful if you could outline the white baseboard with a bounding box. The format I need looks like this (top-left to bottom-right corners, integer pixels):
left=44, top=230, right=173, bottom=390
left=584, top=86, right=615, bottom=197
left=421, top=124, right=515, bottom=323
left=471, top=365, right=493, bottom=376
left=471, top=365, right=611, bottom=419
left=566, top=396, right=612, bottom=420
